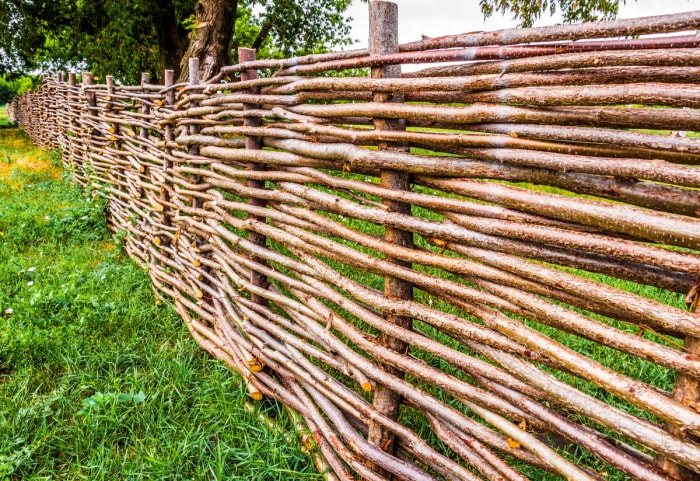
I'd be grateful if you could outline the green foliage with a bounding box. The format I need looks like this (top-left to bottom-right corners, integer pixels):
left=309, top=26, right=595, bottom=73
left=0, top=0, right=364, bottom=84
left=480, top=0, right=624, bottom=27
left=36, top=0, right=184, bottom=84
left=0, top=84, right=10, bottom=106
left=0, top=125, right=320, bottom=480
left=181, top=13, right=198, bottom=31
left=0, top=1, right=77, bottom=76
left=237, top=0, right=357, bottom=60
left=76, top=390, right=147, bottom=420
left=0, top=76, right=39, bottom=105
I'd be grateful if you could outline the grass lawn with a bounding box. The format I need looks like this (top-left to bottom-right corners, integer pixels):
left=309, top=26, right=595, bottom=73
left=0, top=115, right=319, bottom=479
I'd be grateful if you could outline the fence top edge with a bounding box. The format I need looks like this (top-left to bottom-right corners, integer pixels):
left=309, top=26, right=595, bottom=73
left=24, top=9, right=700, bottom=90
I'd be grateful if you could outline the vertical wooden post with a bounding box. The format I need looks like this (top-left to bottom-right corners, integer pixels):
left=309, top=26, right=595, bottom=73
left=80, top=72, right=97, bottom=188
left=106, top=75, right=119, bottom=144
left=54, top=72, right=64, bottom=155
left=238, top=47, right=269, bottom=307
left=366, top=0, right=413, bottom=468
left=139, top=72, right=150, bottom=140
left=185, top=58, right=213, bottom=316
left=82, top=72, right=96, bottom=116
left=65, top=72, right=78, bottom=170
left=658, top=295, right=700, bottom=480
left=57, top=72, right=65, bottom=129
left=135, top=72, right=150, bottom=200
left=159, top=69, right=175, bottom=237
left=105, top=75, right=120, bottom=200
left=186, top=59, right=206, bottom=212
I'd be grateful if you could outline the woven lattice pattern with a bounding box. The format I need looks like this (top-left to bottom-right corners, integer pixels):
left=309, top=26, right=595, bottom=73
left=11, top=9, right=700, bottom=480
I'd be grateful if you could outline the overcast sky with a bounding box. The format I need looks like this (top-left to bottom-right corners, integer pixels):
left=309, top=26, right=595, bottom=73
left=345, top=0, right=698, bottom=48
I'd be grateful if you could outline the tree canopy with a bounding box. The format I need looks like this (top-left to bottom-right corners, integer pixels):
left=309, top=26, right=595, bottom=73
left=0, top=75, right=37, bottom=104
left=0, top=0, right=628, bottom=84
left=0, top=0, right=359, bottom=83
left=480, top=0, right=623, bottom=28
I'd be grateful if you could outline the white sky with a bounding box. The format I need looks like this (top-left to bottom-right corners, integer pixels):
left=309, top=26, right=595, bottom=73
left=345, top=0, right=699, bottom=48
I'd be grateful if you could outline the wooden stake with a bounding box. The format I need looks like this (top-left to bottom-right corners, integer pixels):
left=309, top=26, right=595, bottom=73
left=658, top=289, right=700, bottom=481
left=239, top=47, right=270, bottom=307
left=366, top=1, right=414, bottom=471
left=160, top=69, right=175, bottom=233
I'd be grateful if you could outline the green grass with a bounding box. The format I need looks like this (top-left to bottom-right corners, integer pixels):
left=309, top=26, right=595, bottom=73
left=0, top=125, right=320, bottom=480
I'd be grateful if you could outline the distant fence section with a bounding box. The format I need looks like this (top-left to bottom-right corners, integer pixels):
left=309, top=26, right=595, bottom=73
left=10, top=4, right=700, bottom=480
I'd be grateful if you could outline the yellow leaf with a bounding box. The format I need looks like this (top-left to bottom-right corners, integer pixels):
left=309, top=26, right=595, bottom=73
left=507, top=438, right=521, bottom=449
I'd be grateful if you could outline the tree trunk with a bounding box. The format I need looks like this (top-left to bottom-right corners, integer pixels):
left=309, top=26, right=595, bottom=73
left=155, top=0, right=188, bottom=81
left=252, top=19, right=274, bottom=50
left=178, top=0, right=238, bottom=82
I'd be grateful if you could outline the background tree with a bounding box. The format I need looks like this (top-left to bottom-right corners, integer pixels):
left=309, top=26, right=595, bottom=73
left=0, top=0, right=358, bottom=84
left=179, top=0, right=357, bottom=81
left=0, top=76, right=38, bottom=105
left=480, top=0, right=623, bottom=27
left=0, top=0, right=76, bottom=77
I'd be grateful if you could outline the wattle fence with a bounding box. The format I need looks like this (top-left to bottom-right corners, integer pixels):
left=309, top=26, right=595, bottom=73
left=9, top=4, right=700, bottom=480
